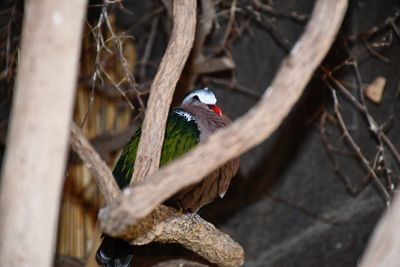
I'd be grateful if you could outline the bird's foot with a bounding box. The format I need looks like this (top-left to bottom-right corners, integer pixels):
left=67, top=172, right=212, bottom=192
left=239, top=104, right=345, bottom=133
left=175, top=202, right=191, bottom=215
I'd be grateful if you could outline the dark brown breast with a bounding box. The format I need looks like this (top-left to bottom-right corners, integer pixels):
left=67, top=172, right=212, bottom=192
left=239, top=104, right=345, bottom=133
left=168, top=104, right=240, bottom=212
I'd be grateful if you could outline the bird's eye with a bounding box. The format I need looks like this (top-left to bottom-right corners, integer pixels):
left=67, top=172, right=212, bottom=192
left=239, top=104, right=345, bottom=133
left=192, top=95, right=200, bottom=101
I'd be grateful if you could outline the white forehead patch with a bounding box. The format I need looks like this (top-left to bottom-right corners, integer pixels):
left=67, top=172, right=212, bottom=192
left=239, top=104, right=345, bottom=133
left=174, top=110, right=194, bottom=121
left=182, top=88, right=217, bottom=105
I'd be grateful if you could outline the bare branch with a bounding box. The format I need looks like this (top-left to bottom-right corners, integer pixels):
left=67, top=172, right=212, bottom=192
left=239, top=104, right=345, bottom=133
left=319, top=112, right=369, bottom=195
left=118, top=205, right=244, bottom=267
left=82, top=2, right=142, bottom=127
left=321, top=68, right=400, bottom=188
left=100, top=0, right=349, bottom=234
left=0, top=1, right=87, bottom=266
left=252, top=0, right=309, bottom=22
left=203, top=77, right=262, bottom=99
left=131, top=0, right=197, bottom=184
left=331, top=90, right=391, bottom=203
left=140, top=16, right=159, bottom=82
left=70, top=122, right=121, bottom=204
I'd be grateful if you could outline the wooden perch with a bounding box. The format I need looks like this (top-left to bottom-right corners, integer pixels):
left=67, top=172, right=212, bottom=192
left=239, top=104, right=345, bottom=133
left=99, top=0, right=349, bottom=234
left=0, top=1, right=87, bottom=267
left=120, top=205, right=243, bottom=267
left=131, top=0, right=197, bottom=184
left=69, top=123, right=244, bottom=266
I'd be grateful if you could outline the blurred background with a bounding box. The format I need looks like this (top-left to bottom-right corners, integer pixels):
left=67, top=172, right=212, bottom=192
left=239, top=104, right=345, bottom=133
left=0, top=0, right=399, bottom=266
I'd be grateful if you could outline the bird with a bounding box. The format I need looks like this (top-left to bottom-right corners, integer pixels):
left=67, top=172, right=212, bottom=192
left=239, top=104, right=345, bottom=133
left=95, top=88, right=239, bottom=267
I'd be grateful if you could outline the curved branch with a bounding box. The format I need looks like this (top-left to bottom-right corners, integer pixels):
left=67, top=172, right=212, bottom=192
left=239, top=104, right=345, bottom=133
left=100, top=0, right=349, bottom=232
left=117, top=205, right=243, bottom=267
left=70, top=122, right=120, bottom=204
left=131, top=0, right=197, bottom=184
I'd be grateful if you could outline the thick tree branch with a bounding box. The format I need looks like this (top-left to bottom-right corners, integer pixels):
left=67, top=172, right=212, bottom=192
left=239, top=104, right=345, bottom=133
left=131, top=0, right=197, bottom=184
left=100, top=0, right=348, bottom=233
left=119, top=205, right=243, bottom=267
left=0, top=1, right=87, bottom=266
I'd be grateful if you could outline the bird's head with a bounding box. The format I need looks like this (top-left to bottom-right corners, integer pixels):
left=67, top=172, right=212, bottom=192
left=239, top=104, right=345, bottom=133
left=182, top=88, right=223, bottom=116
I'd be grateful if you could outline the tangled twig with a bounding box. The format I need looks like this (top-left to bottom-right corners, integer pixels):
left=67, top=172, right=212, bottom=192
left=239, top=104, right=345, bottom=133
left=331, top=90, right=391, bottom=204
left=82, top=1, right=144, bottom=126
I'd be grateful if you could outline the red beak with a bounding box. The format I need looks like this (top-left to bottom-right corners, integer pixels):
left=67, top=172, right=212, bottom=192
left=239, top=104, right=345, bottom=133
left=208, top=105, right=223, bottom=116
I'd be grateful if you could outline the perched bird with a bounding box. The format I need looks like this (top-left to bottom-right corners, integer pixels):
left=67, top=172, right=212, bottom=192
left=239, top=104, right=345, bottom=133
left=96, top=88, right=239, bottom=267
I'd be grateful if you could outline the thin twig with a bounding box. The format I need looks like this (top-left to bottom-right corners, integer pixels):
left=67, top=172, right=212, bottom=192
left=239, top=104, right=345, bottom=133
left=252, top=0, right=309, bottom=23
left=245, top=5, right=292, bottom=52
left=80, top=7, right=106, bottom=127
left=102, top=7, right=144, bottom=110
left=346, top=9, right=400, bottom=42
left=331, top=90, right=391, bottom=204
left=140, top=16, right=158, bottom=82
left=363, top=39, right=390, bottom=63
left=82, top=1, right=144, bottom=128
left=99, top=65, right=135, bottom=110
left=322, top=73, right=400, bottom=174
left=203, top=77, right=261, bottom=99
left=219, top=0, right=237, bottom=50
left=320, top=112, right=369, bottom=195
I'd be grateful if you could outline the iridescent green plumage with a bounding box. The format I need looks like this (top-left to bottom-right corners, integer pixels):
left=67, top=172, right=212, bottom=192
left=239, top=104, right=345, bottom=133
left=112, top=108, right=200, bottom=189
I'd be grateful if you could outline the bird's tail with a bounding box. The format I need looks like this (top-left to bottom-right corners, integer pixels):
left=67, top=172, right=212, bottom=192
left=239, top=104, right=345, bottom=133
left=95, top=235, right=134, bottom=267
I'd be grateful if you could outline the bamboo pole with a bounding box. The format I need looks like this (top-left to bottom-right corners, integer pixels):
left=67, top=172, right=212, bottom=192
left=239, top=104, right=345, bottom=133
left=0, top=1, right=87, bottom=266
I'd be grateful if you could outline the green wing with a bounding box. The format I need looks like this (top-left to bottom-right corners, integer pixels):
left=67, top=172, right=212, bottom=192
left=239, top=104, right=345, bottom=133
left=112, top=109, right=200, bottom=188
